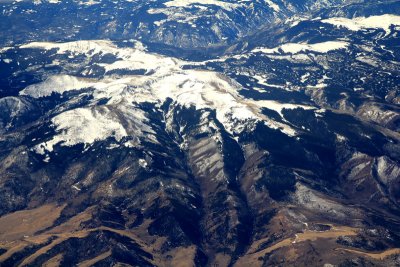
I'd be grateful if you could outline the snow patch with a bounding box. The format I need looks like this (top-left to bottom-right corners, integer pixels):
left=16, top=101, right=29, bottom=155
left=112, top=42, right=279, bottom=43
left=264, top=0, right=280, bottom=12
left=322, top=14, right=400, bottom=35
left=138, top=159, right=148, bottom=168
left=36, top=107, right=131, bottom=153
left=256, top=100, right=315, bottom=117
left=20, top=75, right=92, bottom=98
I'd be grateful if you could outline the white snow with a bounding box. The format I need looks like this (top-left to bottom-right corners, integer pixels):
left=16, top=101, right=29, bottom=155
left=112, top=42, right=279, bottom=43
left=38, top=107, right=130, bottom=153
left=0, top=47, right=12, bottom=53
left=138, top=159, right=148, bottom=168
left=264, top=0, right=280, bottom=12
left=253, top=41, right=349, bottom=54
left=307, top=83, right=327, bottom=89
left=376, top=156, right=400, bottom=184
left=20, top=40, right=146, bottom=58
left=20, top=75, right=92, bottom=98
left=255, top=100, right=315, bottom=118
left=43, top=155, right=50, bottom=162
left=78, top=0, right=100, bottom=5
left=300, top=73, right=310, bottom=83
left=322, top=14, right=400, bottom=35
left=253, top=75, right=286, bottom=89
left=72, top=185, right=81, bottom=191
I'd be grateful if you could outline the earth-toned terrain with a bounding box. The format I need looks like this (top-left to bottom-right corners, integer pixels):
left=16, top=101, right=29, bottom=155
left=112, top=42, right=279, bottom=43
left=1, top=0, right=400, bottom=266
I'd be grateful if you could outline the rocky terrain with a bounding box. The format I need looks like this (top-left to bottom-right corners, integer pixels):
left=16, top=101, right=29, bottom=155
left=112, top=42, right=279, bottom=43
left=1, top=0, right=400, bottom=266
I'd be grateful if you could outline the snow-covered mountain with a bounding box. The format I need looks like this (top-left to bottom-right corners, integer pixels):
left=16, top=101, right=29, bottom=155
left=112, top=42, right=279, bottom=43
left=1, top=0, right=400, bottom=266
left=1, top=0, right=389, bottom=49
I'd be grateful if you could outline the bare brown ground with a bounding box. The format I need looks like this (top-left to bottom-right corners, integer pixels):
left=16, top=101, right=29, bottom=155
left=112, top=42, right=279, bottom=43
left=0, top=204, right=66, bottom=242
left=0, top=205, right=161, bottom=266
left=42, top=253, right=64, bottom=267
left=5, top=204, right=398, bottom=267
left=78, top=250, right=112, bottom=267
left=164, top=246, right=198, bottom=267
left=337, top=248, right=400, bottom=260
left=18, top=230, right=92, bottom=266
left=235, top=225, right=359, bottom=267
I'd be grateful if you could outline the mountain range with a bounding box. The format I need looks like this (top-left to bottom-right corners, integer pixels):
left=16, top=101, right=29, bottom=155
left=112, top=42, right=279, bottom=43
left=1, top=0, right=400, bottom=266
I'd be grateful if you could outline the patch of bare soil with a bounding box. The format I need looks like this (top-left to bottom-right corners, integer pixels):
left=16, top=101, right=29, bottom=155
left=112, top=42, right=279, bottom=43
left=0, top=204, right=66, bottom=242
